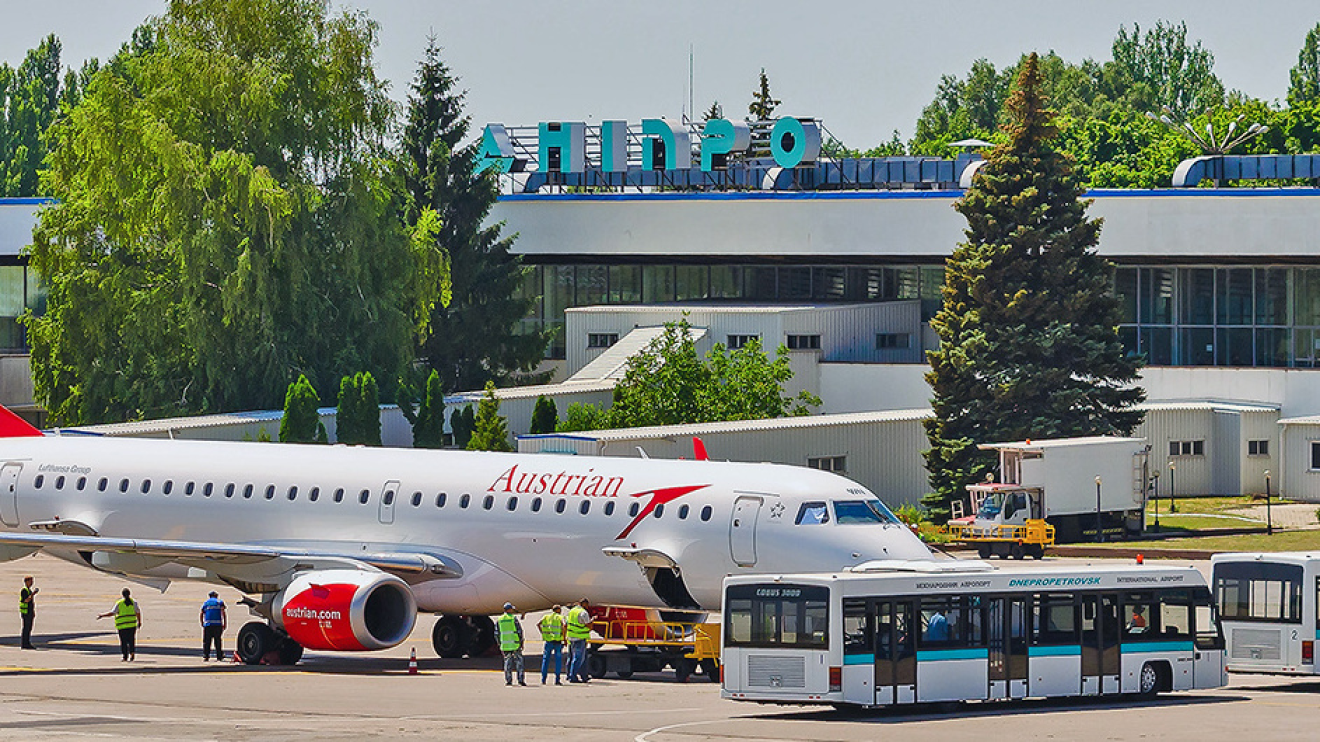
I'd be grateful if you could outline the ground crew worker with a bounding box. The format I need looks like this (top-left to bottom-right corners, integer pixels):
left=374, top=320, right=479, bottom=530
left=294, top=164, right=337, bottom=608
left=538, top=604, right=566, bottom=684
left=498, top=602, right=526, bottom=686
left=200, top=591, right=226, bottom=661
left=98, top=588, right=141, bottom=661
left=19, top=576, right=36, bottom=649
left=566, top=597, right=592, bottom=683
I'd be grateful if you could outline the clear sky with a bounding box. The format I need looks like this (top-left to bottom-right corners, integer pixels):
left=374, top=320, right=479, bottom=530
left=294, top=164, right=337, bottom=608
left=3, top=1, right=1318, bottom=148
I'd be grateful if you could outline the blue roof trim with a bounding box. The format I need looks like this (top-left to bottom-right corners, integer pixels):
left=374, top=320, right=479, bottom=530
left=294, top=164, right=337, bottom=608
left=498, top=188, right=1320, bottom=203
left=0, top=197, right=55, bottom=206
left=515, top=433, right=599, bottom=442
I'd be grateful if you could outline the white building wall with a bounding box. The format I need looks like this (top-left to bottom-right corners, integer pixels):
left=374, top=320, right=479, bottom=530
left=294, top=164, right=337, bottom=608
left=1281, top=423, right=1320, bottom=501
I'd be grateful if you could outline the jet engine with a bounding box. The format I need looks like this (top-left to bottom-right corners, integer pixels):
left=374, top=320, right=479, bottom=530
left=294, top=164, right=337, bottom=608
left=271, top=569, right=417, bottom=651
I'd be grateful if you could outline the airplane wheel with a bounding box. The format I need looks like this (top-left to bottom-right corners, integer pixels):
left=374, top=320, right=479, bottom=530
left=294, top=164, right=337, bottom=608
left=277, top=637, right=304, bottom=665
left=237, top=622, right=275, bottom=665
left=432, top=615, right=469, bottom=658
left=472, top=615, right=496, bottom=656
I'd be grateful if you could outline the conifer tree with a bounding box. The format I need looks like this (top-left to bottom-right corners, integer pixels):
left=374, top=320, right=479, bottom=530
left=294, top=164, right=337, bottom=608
left=467, top=381, right=513, bottom=452
left=450, top=405, right=474, bottom=448
left=336, top=371, right=381, bottom=446
left=922, top=53, right=1145, bottom=522
left=747, top=68, right=780, bottom=121
left=336, top=374, right=359, bottom=445
left=279, top=374, right=321, bottom=443
left=399, top=37, right=547, bottom=393
left=412, top=370, right=446, bottom=448
left=529, top=395, right=558, bottom=434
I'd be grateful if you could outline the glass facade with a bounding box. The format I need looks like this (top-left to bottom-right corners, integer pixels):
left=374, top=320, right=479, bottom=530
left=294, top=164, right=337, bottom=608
left=520, top=263, right=945, bottom=359
left=0, top=264, right=43, bottom=351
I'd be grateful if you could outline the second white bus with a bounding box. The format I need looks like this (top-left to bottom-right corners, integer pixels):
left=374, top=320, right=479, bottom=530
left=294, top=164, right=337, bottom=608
left=1212, top=551, right=1320, bottom=675
left=722, top=561, right=1226, bottom=707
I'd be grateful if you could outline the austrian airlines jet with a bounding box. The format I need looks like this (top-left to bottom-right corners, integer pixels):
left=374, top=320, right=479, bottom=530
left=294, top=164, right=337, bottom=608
left=0, top=406, right=929, bottom=663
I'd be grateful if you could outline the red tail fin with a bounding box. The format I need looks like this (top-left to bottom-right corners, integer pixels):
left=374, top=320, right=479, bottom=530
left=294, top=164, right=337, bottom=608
left=0, top=406, right=42, bottom=437
left=692, top=436, right=709, bottom=461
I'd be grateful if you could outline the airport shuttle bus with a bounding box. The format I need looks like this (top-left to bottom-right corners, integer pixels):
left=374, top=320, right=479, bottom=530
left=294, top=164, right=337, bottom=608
left=1212, top=552, right=1320, bottom=675
left=722, top=561, right=1226, bottom=707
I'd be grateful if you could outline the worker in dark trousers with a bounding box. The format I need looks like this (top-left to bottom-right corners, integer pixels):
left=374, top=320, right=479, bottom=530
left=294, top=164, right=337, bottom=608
left=200, top=591, right=226, bottom=661
left=18, top=576, right=36, bottom=649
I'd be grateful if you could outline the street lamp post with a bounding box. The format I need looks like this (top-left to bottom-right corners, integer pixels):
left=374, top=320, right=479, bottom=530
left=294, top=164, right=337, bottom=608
left=1169, top=462, right=1177, bottom=514
left=1265, top=470, right=1273, bottom=536
left=1095, top=476, right=1103, bottom=543
left=1152, top=470, right=1161, bottom=532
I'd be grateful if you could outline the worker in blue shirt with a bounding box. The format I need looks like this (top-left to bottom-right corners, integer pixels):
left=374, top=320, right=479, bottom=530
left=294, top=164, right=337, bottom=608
left=200, top=591, right=227, bottom=661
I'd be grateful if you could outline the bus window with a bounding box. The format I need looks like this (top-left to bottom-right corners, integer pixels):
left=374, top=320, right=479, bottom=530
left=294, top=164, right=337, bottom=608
left=1194, top=588, right=1226, bottom=650
left=920, top=599, right=957, bottom=646
left=724, top=584, right=830, bottom=649
left=1215, top=561, right=1303, bottom=622
left=842, top=599, right=872, bottom=659
left=796, top=502, right=829, bottom=525
left=1158, top=591, right=1193, bottom=640
left=1122, top=592, right=1157, bottom=637
left=1034, top=594, right=1077, bottom=645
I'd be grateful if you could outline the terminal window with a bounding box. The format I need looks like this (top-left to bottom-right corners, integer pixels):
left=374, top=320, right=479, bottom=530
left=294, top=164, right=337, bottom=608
left=876, top=333, right=911, bottom=350
left=1248, top=440, right=1270, bottom=456
left=727, top=334, right=760, bottom=350
left=1169, top=440, right=1204, bottom=457
left=587, top=332, right=618, bottom=349
left=807, top=455, right=846, bottom=473
left=1311, top=441, right=1320, bottom=470
left=787, top=334, right=821, bottom=350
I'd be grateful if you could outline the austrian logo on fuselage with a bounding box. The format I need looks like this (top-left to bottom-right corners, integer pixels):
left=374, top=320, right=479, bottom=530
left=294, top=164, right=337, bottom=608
left=488, top=464, right=709, bottom=540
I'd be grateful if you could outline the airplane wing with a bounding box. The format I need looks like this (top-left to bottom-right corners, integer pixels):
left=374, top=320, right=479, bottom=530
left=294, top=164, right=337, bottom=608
left=0, top=531, right=461, bottom=578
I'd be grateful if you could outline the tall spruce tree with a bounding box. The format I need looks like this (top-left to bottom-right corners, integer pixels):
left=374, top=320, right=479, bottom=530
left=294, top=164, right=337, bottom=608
left=922, top=53, right=1144, bottom=522
left=747, top=68, right=780, bottom=120
left=467, top=381, right=512, bottom=452
left=399, top=38, right=547, bottom=393
left=412, top=369, right=446, bottom=448
left=529, top=395, right=558, bottom=434
left=278, top=374, right=321, bottom=443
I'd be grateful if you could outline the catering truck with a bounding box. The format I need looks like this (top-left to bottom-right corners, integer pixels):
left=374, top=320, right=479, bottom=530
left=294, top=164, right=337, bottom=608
left=950, top=436, right=1148, bottom=548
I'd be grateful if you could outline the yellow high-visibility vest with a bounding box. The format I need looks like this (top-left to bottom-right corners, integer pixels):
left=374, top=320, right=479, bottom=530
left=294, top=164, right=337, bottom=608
left=538, top=612, right=565, bottom=642
left=114, top=599, right=139, bottom=630
left=566, top=606, right=591, bottom=640
left=498, top=613, right=521, bottom=652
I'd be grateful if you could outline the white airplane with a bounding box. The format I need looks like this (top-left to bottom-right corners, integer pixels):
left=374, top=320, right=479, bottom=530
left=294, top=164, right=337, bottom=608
left=0, top=406, right=930, bottom=663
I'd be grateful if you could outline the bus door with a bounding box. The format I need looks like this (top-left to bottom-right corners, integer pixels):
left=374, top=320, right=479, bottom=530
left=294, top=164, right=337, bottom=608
left=1081, top=593, right=1121, bottom=695
left=988, top=596, right=1029, bottom=699
left=874, top=599, right=917, bottom=705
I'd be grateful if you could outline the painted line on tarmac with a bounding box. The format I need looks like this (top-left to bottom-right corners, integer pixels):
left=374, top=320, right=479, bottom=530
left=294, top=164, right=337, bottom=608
left=635, top=718, right=730, bottom=741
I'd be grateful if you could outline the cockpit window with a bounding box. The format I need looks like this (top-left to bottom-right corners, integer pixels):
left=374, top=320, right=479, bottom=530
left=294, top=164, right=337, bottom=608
left=795, top=502, right=830, bottom=525
left=833, top=499, right=901, bottom=525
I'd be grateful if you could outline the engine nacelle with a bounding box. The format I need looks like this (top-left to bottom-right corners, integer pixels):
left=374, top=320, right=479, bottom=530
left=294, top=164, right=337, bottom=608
left=272, top=569, right=417, bottom=651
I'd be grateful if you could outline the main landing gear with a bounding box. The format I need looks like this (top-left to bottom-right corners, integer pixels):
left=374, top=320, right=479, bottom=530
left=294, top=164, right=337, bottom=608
left=431, top=615, right=496, bottom=658
left=236, top=621, right=304, bottom=665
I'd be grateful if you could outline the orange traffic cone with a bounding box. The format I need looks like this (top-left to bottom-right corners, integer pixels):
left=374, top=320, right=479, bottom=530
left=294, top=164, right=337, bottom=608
left=408, top=647, right=418, bottom=675
left=230, top=651, right=241, bottom=664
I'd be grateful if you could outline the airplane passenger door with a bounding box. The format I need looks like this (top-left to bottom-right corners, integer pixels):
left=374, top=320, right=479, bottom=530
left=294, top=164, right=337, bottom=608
left=729, top=496, right=762, bottom=566
left=378, top=480, right=399, bottom=525
left=0, top=463, right=19, bottom=526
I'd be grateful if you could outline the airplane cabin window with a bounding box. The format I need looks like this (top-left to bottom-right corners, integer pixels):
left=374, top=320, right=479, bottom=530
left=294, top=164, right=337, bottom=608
left=309, top=487, right=320, bottom=502
left=288, top=486, right=299, bottom=501
left=333, top=488, right=345, bottom=503
left=55, top=475, right=65, bottom=490
left=203, top=483, right=214, bottom=497
left=383, top=490, right=395, bottom=505
left=531, top=497, right=542, bottom=512
left=33, top=475, right=42, bottom=489
left=795, top=502, right=830, bottom=525
left=579, top=500, right=590, bottom=515
left=119, top=479, right=129, bottom=493
left=359, top=489, right=370, bottom=505
left=701, top=505, right=713, bottom=521
left=185, top=482, right=195, bottom=496
left=555, top=499, right=567, bottom=514
left=507, top=497, right=518, bottom=511
left=629, top=502, right=640, bottom=517
left=265, top=485, right=276, bottom=500
left=243, top=484, right=255, bottom=499
left=604, top=501, right=615, bottom=516
left=76, top=477, right=86, bottom=491
left=141, top=480, right=151, bottom=494
left=98, top=478, right=108, bottom=492
left=411, top=491, right=422, bottom=507
left=162, top=480, right=172, bottom=495
left=459, top=494, right=470, bottom=509
left=482, top=495, right=494, bottom=510
left=224, top=483, right=235, bottom=498
left=435, top=492, right=446, bottom=508
left=678, top=504, right=689, bottom=520
left=654, top=504, right=664, bottom=518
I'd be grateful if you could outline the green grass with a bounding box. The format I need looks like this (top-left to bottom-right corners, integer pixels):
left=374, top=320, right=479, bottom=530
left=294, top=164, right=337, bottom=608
left=1145, top=514, right=1261, bottom=530
left=1091, top=530, right=1320, bottom=553
left=1144, top=495, right=1265, bottom=516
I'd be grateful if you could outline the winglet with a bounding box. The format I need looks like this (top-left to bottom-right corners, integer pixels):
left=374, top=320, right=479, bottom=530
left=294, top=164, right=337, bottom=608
left=692, top=437, right=709, bottom=461
left=0, top=405, right=42, bottom=437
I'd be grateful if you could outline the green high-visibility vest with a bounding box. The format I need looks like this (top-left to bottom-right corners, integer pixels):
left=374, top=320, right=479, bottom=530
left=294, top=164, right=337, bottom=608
left=19, top=588, right=32, bottom=615
left=566, top=606, right=591, bottom=640
left=114, top=599, right=139, bottom=630
left=498, top=613, right=521, bottom=652
left=538, top=612, right=565, bottom=642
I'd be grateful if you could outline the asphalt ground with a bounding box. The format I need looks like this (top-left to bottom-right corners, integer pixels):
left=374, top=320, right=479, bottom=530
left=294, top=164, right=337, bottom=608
left=3, top=553, right=1320, bottom=740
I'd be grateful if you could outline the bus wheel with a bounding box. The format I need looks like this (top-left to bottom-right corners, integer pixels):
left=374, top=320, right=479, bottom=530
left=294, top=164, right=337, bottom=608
left=1138, top=663, right=1160, bottom=697
left=1010, top=543, right=1026, bottom=560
